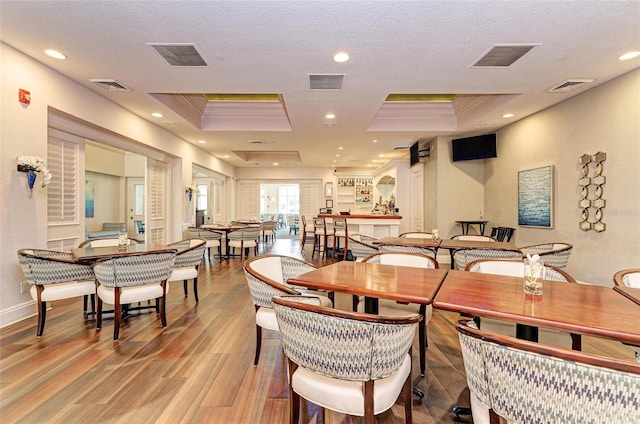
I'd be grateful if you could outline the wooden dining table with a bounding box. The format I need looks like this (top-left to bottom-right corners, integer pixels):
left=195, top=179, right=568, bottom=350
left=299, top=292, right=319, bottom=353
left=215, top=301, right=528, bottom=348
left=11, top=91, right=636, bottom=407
left=200, top=224, right=251, bottom=259
left=288, top=261, right=448, bottom=314
left=614, top=286, right=640, bottom=307
left=434, top=270, right=640, bottom=346
left=71, top=243, right=174, bottom=263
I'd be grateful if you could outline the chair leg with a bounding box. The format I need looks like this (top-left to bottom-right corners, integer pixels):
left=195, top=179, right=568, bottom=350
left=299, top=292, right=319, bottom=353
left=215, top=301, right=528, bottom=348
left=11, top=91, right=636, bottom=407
left=183, top=280, right=188, bottom=297
left=96, top=295, right=103, bottom=330
left=35, top=286, right=46, bottom=337
left=254, top=324, right=262, bottom=365
left=289, top=361, right=300, bottom=424
left=193, top=276, right=199, bottom=303
left=419, top=305, right=427, bottom=376
left=159, top=294, right=167, bottom=327
left=36, top=301, right=46, bottom=337
left=363, top=380, right=374, bottom=424
left=113, top=288, right=122, bottom=341
left=403, top=372, right=413, bottom=424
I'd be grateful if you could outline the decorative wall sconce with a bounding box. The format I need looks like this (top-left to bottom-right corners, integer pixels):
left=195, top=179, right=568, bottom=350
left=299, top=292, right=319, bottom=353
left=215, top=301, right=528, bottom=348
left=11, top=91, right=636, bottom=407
left=578, top=151, right=606, bottom=232
left=185, top=185, right=198, bottom=202
left=16, top=155, right=52, bottom=197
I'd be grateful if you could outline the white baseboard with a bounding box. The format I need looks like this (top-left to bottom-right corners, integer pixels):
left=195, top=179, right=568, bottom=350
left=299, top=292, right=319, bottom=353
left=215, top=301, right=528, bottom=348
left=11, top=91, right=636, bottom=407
left=0, top=300, right=37, bottom=329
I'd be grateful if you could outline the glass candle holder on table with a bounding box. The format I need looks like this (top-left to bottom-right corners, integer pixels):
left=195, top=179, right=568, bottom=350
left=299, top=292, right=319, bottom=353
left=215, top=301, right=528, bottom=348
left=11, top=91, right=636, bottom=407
left=523, top=257, right=545, bottom=295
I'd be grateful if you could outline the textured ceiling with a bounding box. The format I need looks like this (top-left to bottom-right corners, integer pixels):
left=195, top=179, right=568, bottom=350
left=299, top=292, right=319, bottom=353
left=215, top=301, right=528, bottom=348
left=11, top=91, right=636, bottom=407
left=1, top=1, right=638, bottom=169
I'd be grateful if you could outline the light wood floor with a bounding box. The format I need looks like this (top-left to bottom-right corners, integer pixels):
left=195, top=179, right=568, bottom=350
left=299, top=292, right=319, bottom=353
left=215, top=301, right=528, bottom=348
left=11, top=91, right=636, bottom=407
left=1, top=239, right=632, bottom=423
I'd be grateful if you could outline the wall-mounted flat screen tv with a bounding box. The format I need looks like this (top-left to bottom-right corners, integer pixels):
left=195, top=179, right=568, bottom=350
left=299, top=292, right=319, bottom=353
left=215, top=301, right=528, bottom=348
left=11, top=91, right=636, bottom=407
left=452, top=133, right=497, bottom=162
left=410, top=141, right=420, bottom=166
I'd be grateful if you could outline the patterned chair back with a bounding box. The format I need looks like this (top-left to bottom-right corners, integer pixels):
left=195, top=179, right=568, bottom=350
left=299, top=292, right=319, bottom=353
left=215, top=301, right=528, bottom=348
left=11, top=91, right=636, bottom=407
left=379, top=244, right=437, bottom=259
left=520, top=242, right=573, bottom=269
left=466, top=259, right=576, bottom=283
left=228, top=227, right=261, bottom=241
left=613, top=269, right=640, bottom=288
left=244, top=255, right=308, bottom=308
left=453, top=248, right=522, bottom=271
left=17, top=249, right=94, bottom=285
left=457, top=320, right=640, bottom=423
left=347, top=235, right=378, bottom=261
left=168, top=238, right=206, bottom=268
left=273, top=296, right=419, bottom=381
left=93, top=251, right=176, bottom=288
left=400, top=232, right=434, bottom=239
left=243, top=255, right=309, bottom=308
left=362, top=251, right=438, bottom=269
left=452, top=235, right=496, bottom=242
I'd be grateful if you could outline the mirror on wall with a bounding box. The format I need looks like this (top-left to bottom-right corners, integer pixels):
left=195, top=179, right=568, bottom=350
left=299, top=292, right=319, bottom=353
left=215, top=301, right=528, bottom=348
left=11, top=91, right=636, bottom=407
left=376, top=175, right=395, bottom=198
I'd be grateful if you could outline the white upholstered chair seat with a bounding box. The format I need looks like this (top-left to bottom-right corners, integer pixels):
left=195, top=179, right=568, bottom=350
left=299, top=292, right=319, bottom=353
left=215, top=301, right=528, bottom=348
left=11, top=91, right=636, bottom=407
left=255, top=308, right=280, bottom=332
left=30, top=280, right=94, bottom=302
left=229, top=239, right=257, bottom=248
left=292, top=353, right=412, bottom=416
left=97, top=283, right=163, bottom=305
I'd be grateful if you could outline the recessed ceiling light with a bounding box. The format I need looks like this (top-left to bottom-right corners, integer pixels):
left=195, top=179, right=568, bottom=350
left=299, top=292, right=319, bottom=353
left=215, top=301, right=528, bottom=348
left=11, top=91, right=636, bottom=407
left=197, top=140, right=206, bottom=144
left=273, top=162, right=279, bottom=166
left=618, top=51, right=640, bottom=61
left=336, top=154, right=340, bottom=157
left=338, top=146, right=343, bottom=150
left=502, top=113, right=514, bottom=118
left=333, top=51, right=350, bottom=63
left=378, top=154, right=384, bottom=158
left=44, top=49, right=66, bottom=60
left=325, top=113, right=336, bottom=119
left=223, top=155, right=230, bottom=158
left=372, top=139, right=378, bottom=143
left=151, top=112, right=163, bottom=118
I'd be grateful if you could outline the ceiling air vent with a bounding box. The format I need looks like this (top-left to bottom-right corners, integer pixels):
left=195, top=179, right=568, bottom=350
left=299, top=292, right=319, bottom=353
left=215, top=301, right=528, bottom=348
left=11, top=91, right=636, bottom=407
left=547, top=79, right=595, bottom=93
left=148, top=43, right=207, bottom=67
left=89, top=79, right=131, bottom=91
left=309, top=74, right=344, bottom=90
left=473, top=44, right=539, bottom=67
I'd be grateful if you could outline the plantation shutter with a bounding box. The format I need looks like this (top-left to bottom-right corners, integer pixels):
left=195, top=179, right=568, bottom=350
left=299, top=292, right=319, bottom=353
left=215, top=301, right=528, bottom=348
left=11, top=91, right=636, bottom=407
left=299, top=183, right=319, bottom=217
left=147, top=159, right=167, bottom=244
left=237, top=183, right=260, bottom=221
left=47, top=135, right=79, bottom=224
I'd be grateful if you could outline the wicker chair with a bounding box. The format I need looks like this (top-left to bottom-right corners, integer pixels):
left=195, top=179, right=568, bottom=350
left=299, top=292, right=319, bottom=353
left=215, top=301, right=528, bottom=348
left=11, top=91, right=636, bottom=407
left=357, top=251, right=438, bottom=377
left=519, top=242, right=573, bottom=269
left=613, top=268, right=640, bottom=289
left=465, top=258, right=581, bottom=351
left=613, top=268, right=640, bottom=362
left=260, top=220, right=278, bottom=243
left=189, top=227, right=222, bottom=261
left=167, top=238, right=206, bottom=302
left=228, top=227, right=260, bottom=259
left=17, top=249, right=96, bottom=337
left=243, top=254, right=333, bottom=365
left=456, top=320, right=640, bottom=424
left=78, top=237, right=142, bottom=247
left=94, top=250, right=176, bottom=341
left=273, top=296, right=420, bottom=424
left=347, top=234, right=378, bottom=261
left=453, top=247, right=522, bottom=271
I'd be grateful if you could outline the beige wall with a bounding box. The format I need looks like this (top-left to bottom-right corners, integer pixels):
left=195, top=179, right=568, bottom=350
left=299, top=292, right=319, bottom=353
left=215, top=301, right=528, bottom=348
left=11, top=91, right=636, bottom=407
left=485, top=68, right=640, bottom=285
left=0, top=43, right=234, bottom=326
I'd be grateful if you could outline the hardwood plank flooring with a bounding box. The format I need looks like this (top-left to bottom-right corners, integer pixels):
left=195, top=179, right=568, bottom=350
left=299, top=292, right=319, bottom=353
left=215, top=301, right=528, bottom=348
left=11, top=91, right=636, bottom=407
left=1, top=238, right=633, bottom=423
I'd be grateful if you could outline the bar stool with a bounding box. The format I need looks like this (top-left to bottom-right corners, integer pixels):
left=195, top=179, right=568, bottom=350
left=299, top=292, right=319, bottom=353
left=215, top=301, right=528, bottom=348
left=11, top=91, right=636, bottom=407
left=332, top=217, right=349, bottom=260
left=312, top=217, right=327, bottom=259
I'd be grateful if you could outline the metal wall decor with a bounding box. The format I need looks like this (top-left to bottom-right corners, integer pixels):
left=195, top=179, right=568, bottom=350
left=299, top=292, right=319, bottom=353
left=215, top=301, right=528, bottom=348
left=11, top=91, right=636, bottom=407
left=578, top=151, right=606, bottom=232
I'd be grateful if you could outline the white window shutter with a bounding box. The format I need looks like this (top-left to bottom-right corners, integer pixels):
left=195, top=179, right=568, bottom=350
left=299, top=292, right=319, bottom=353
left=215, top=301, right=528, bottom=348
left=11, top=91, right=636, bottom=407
left=47, top=136, right=79, bottom=223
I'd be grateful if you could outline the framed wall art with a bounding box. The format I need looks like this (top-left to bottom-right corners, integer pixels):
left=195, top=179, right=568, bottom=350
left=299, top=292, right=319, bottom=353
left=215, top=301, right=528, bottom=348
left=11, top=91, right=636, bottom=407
left=518, top=165, right=554, bottom=228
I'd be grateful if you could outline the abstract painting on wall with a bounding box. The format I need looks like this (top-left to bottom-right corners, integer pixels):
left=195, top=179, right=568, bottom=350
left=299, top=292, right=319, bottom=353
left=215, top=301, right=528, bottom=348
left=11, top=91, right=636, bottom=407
left=518, top=165, right=554, bottom=228
left=85, top=179, right=94, bottom=218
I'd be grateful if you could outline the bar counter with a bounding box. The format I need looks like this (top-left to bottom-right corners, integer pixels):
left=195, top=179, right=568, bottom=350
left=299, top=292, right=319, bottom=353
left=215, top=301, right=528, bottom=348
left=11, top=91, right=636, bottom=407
left=318, top=214, right=402, bottom=238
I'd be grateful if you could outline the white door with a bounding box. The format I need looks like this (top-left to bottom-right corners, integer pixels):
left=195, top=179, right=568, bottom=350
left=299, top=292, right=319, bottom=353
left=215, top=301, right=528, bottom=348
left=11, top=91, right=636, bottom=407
left=126, top=177, right=145, bottom=239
